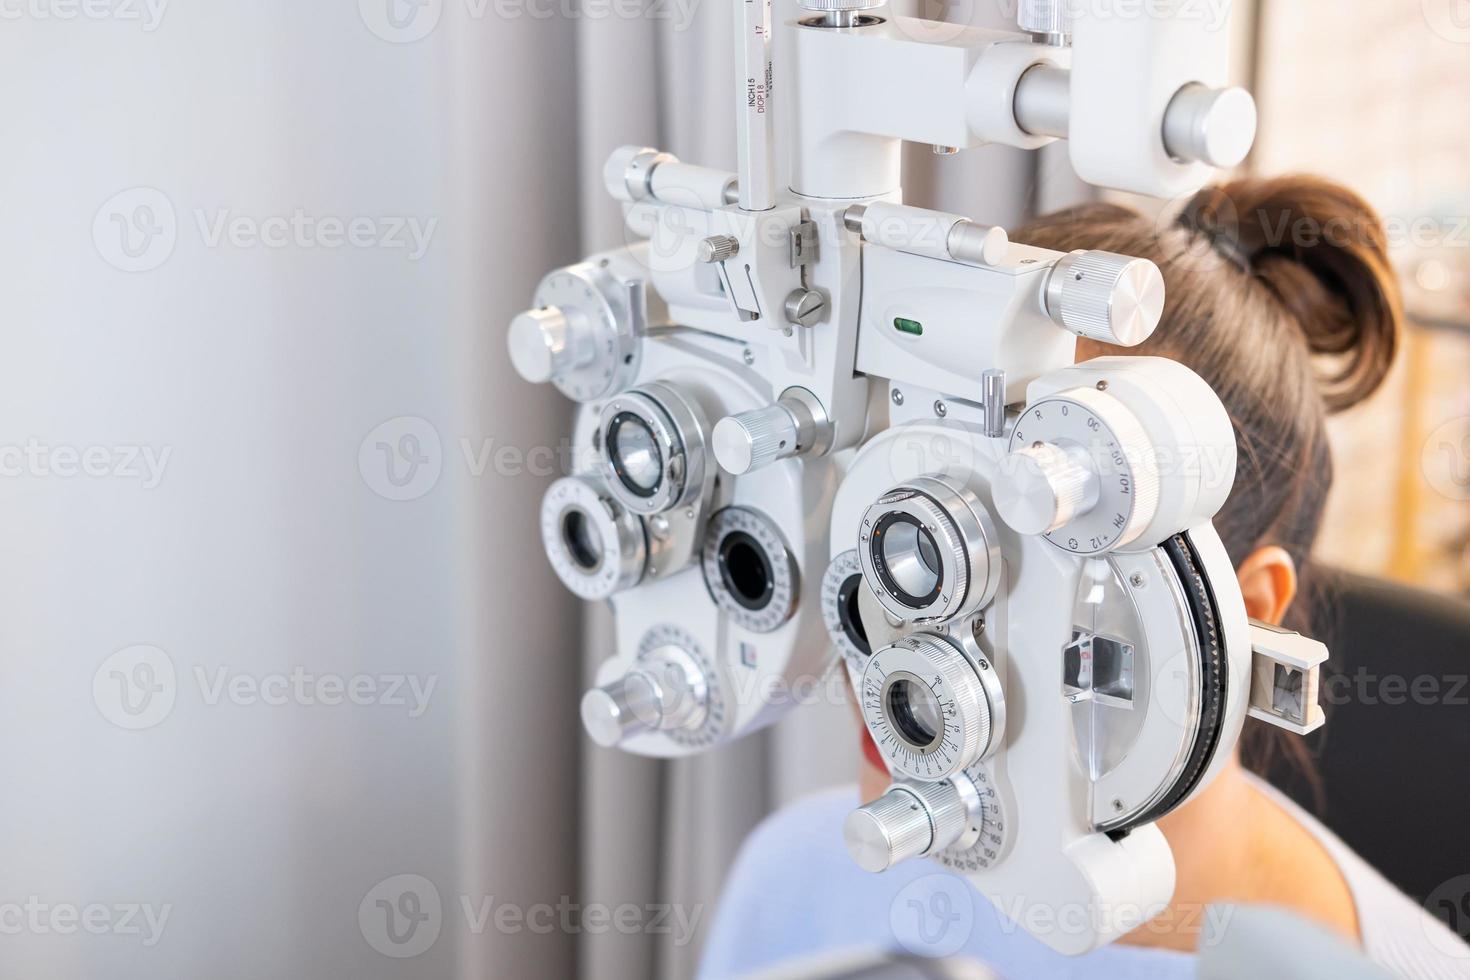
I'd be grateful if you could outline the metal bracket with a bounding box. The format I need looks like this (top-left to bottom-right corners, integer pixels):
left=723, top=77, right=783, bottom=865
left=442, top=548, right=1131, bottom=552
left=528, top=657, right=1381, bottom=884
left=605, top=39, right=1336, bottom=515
left=789, top=219, right=819, bottom=269
left=1247, top=620, right=1327, bottom=735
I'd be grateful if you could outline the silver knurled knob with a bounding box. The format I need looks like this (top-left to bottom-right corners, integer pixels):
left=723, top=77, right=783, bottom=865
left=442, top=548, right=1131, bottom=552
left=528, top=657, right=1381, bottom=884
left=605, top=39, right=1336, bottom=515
left=697, top=235, right=740, bottom=264
left=713, top=404, right=798, bottom=475
left=1016, top=0, right=1070, bottom=37
left=1044, top=251, right=1165, bottom=348
left=798, top=0, right=885, bottom=10
left=712, top=389, right=833, bottom=476
left=580, top=672, right=662, bottom=748
left=844, top=780, right=971, bottom=873
left=992, top=441, right=1100, bottom=537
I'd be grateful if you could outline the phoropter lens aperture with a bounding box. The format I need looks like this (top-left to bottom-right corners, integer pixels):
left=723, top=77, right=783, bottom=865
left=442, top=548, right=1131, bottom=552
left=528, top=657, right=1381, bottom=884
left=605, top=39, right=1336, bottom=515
left=872, top=513, right=944, bottom=608
left=561, top=507, right=604, bottom=572
left=606, top=411, right=663, bottom=498
left=718, top=530, right=775, bottom=611
left=886, top=675, right=943, bottom=750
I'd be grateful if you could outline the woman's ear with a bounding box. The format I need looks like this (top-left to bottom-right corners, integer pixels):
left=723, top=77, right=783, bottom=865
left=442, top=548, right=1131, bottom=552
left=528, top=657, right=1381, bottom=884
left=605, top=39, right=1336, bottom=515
left=1236, top=545, right=1298, bottom=624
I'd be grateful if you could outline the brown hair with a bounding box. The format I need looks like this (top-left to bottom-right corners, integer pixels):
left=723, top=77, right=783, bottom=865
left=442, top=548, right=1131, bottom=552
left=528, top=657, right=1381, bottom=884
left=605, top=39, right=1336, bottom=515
left=1017, top=175, right=1403, bottom=783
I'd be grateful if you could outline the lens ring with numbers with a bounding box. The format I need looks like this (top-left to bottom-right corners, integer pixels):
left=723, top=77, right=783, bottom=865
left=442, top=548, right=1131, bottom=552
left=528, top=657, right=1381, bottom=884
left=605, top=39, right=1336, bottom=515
left=701, top=506, right=799, bottom=634
left=859, top=476, right=1002, bottom=625
left=597, top=382, right=709, bottom=516
left=540, top=476, right=647, bottom=600
left=821, top=549, right=872, bottom=675
left=860, top=633, right=998, bottom=781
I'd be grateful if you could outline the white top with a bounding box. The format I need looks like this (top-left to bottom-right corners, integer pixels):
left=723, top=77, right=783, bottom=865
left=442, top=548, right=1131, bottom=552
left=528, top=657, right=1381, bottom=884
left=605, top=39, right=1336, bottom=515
left=700, top=775, right=1470, bottom=980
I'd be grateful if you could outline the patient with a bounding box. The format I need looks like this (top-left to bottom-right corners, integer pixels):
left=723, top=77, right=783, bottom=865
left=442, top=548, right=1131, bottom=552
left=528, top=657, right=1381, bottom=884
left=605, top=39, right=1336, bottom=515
left=701, top=177, right=1470, bottom=978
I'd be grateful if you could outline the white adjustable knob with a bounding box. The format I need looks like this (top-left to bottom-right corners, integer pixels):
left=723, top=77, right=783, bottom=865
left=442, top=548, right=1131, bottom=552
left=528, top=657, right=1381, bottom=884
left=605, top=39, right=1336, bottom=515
left=844, top=779, right=973, bottom=873
left=508, top=307, right=578, bottom=385
left=712, top=388, right=833, bottom=476
left=1016, top=0, right=1070, bottom=37
left=1044, top=251, right=1165, bottom=348
left=580, top=647, right=709, bottom=748
left=1163, top=83, right=1258, bottom=170
left=580, top=672, right=662, bottom=748
left=992, top=442, right=1100, bottom=537
left=713, top=405, right=797, bottom=475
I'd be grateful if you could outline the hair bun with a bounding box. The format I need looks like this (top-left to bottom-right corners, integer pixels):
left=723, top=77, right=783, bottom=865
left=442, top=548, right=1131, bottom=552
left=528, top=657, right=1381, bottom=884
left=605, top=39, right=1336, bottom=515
left=1184, top=176, right=1403, bottom=413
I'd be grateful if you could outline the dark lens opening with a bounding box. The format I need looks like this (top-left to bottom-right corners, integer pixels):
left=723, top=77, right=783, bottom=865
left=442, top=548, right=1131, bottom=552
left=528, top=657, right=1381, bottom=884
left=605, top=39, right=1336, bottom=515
left=718, top=530, right=774, bottom=611
left=886, top=677, right=943, bottom=750
left=561, top=508, right=603, bottom=572
left=836, top=574, right=871, bottom=657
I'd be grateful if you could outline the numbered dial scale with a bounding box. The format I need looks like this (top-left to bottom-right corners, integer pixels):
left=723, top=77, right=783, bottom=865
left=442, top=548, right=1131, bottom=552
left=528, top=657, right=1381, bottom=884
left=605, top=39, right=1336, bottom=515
left=821, top=549, right=871, bottom=675
left=528, top=263, right=641, bottom=403
left=634, top=623, right=728, bottom=749
left=933, top=764, right=1010, bottom=874
left=859, top=631, right=1005, bottom=782
left=1005, top=387, right=1161, bottom=556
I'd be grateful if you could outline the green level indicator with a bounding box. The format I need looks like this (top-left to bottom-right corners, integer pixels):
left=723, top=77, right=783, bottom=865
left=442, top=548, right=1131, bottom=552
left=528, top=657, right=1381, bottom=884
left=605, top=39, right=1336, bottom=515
left=894, top=317, right=924, bottom=336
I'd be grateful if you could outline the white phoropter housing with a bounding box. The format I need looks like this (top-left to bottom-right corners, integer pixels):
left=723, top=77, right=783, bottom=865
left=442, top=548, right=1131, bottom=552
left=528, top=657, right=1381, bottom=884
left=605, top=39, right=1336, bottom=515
left=510, top=0, right=1330, bottom=953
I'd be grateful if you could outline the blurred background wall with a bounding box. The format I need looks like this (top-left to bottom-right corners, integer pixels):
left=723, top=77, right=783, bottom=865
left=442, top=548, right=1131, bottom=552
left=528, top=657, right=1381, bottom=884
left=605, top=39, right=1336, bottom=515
left=0, top=1, right=1465, bottom=979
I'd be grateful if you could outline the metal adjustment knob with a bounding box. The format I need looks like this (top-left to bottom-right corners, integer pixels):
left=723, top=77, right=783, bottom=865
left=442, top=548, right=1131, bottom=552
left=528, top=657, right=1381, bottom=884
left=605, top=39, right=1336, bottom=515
left=1044, top=251, right=1165, bottom=347
left=580, top=647, right=710, bottom=748
left=798, top=0, right=885, bottom=11
left=697, top=235, right=740, bottom=264
left=1016, top=0, right=1070, bottom=39
left=580, top=672, right=662, bottom=748
left=1163, top=83, right=1258, bottom=170
left=844, top=778, right=974, bottom=873
left=992, top=441, right=1100, bottom=537
left=508, top=307, right=577, bottom=385
left=712, top=387, right=834, bottom=476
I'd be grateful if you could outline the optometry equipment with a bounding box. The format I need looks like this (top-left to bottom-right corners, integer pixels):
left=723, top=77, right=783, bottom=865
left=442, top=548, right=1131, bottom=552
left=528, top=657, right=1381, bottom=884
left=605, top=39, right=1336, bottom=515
left=508, top=0, right=1330, bottom=953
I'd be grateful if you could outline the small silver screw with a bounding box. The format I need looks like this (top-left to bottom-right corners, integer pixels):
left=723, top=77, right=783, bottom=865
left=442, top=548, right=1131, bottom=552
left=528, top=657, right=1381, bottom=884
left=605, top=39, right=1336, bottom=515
left=1096, top=380, right=1109, bottom=391
left=742, top=348, right=755, bottom=366
left=1129, top=572, right=1146, bottom=588
left=891, top=389, right=905, bottom=406
left=1112, top=799, right=1125, bottom=813
left=934, top=400, right=948, bottom=417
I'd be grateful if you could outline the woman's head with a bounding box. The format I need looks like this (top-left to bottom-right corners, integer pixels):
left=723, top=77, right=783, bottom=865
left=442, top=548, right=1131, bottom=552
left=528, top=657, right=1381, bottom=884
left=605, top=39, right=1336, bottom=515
left=1017, top=175, right=1403, bottom=773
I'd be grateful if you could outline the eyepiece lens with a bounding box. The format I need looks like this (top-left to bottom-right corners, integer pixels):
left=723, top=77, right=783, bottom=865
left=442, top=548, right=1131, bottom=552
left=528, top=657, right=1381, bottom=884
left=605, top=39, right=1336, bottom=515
left=877, top=517, right=943, bottom=603
left=607, top=413, right=663, bottom=497
left=718, top=531, right=774, bottom=611
left=561, top=507, right=604, bottom=572
left=886, top=677, right=943, bottom=749
left=837, top=574, right=871, bottom=657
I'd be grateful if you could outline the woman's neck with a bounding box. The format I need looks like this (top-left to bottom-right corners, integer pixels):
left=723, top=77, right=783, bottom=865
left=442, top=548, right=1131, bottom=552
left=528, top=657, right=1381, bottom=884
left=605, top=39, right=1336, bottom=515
left=1120, top=757, right=1360, bottom=952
